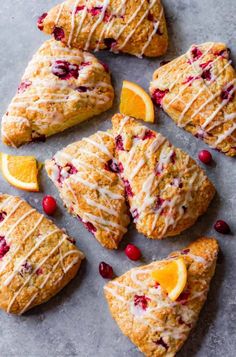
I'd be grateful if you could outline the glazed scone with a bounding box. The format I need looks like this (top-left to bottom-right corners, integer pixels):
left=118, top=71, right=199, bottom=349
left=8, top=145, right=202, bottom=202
left=112, top=114, right=215, bottom=239
left=150, top=42, right=236, bottom=156
left=1, top=39, right=114, bottom=147
left=104, top=237, right=219, bottom=357
left=45, top=130, right=130, bottom=249
left=0, top=194, right=84, bottom=315
left=38, top=0, right=168, bottom=58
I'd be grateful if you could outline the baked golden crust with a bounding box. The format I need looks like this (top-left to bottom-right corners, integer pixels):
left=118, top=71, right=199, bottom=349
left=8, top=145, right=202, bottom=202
left=1, top=39, right=114, bottom=147
left=112, top=114, right=215, bottom=239
left=0, top=194, right=84, bottom=314
left=104, top=237, right=219, bottom=357
left=39, top=0, right=168, bottom=57
left=150, top=42, right=236, bottom=156
left=45, top=130, right=130, bottom=249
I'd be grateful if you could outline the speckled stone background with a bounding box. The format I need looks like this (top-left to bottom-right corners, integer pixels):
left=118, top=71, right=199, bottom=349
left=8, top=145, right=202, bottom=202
left=0, top=0, right=235, bottom=356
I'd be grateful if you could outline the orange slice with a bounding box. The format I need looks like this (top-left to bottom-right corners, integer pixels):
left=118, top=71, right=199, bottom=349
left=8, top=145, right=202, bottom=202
left=120, top=80, right=155, bottom=123
left=1, top=153, right=39, bottom=192
left=151, top=258, right=187, bottom=301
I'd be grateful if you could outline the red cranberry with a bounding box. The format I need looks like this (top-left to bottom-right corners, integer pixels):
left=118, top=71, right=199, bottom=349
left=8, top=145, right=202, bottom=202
left=115, top=135, right=124, bottom=150
left=0, top=211, right=7, bottom=222
left=142, top=130, right=155, bottom=140
left=131, top=208, right=139, bottom=222
left=214, top=220, right=230, bottom=234
left=176, top=289, right=190, bottom=304
left=201, top=68, right=212, bottom=81
left=221, top=85, right=234, bottom=101
left=52, top=27, right=65, bottom=41
left=123, top=179, right=133, bottom=197
left=52, top=60, right=70, bottom=79
left=75, top=5, right=85, bottom=13
left=66, top=163, right=78, bottom=175
left=99, top=262, right=114, bottom=279
left=134, top=295, right=150, bottom=310
left=76, top=86, right=88, bottom=92
left=68, top=63, right=79, bottom=79
left=105, top=159, right=122, bottom=173
left=191, top=47, right=203, bottom=60
left=147, top=12, right=154, bottom=21
left=18, top=80, right=32, bottom=94
left=154, top=337, right=168, bottom=350
left=36, top=268, right=43, bottom=275
left=103, top=38, right=117, bottom=50
left=89, top=7, right=103, bottom=16
left=37, top=13, right=48, bottom=30
left=152, top=89, right=169, bottom=106
left=42, top=196, right=57, bottom=215
left=198, top=150, right=212, bottom=164
left=154, top=196, right=165, bottom=210
left=20, top=261, right=33, bottom=275
left=0, top=236, right=10, bottom=259
left=84, top=221, right=97, bottom=234
left=125, top=244, right=141, bottom=261
left=181, top=248, right=190, bottom=255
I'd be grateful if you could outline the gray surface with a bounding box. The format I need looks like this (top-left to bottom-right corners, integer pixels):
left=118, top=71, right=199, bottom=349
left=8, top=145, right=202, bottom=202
left=0, top=0, right=235, bottom=356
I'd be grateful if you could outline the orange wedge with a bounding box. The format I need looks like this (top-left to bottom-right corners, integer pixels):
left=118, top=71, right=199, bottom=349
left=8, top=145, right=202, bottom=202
left=1, top=153, right=39, bottom=192
left=120, top=80, right=155, bottom=123
left=151, top=258, right=187, bottom=301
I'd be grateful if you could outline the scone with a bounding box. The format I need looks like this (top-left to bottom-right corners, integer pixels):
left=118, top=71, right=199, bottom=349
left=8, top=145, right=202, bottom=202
left=104, top=237, right=219, bottom=357
left=2, top=39, right=114, bottom=147
left=38, top=0, right=168, bottom=58
left=0, top=193, right=84, bottom=315
left=112, top=114, right=215, bottom=239
left=45, top=130, right=130, bottom=249
left=150, top=42, right=236, bottom=156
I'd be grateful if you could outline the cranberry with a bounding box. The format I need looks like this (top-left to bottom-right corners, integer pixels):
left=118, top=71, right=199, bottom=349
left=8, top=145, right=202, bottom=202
left=89, top=7, right=103, bottom=16
left=154, top=196, right=165, bottom=210
left=52, top=27, right=65, bottom=41
left=125, top=244, right=141, bottom=261
left=0, top=211, right=7, bottom=222
left=134, top=295, right=150, bottom=310
left=201, top=68, right=212, bottom=81
left=198, top=150, right=212, bottom=164
left=20, top=261, right=33, bottom=275
left=103, top=38, right=117, bottom=50
left=154, top=337, right=168, bottom=350
left=69, top=63, right=79, bottom=78
left=99, top=262, right=114, bottom=279
left=131, top=208, right=139, bottom=222
left=104, top=11, right=114, bottom=22
left=181, top=248, right=190, bottom=255
left=0, top=236, right=10, bottom=259
left=221, top=85, right=234, bottom=101
left=115, top=135, right=124, bottom=150
left=36, top=268, right=43, bottom=275
left=200, top=60, right=213, bottom=69
left=84, top=221, right=97, bottom=234
left=52, top=60, right=69, bottom=79
left=214, top=220, right=230, bottom=234
left=80, top=61, right=91, bottom=68
left=76, top=86, right=88, bottom=92
left=18, top=80, right=32, bottom=94
left=190, top=46, right=203, bottom=61
left=142, top=130, right=155, bottom=140
left=123, top=179, right=133, bottom=197
left=42, top=195, right=57, bottom=215
left=75, top=5, right=85, bottom=13
left=152, top=89, right=169, bottom=106
left=105, top=159, right=121, bottom=173
left=37, top=13, right=48, bottom=30
left=66, top=163, right=78, bottom=175
left=147, top=12, right=154, bottom=21
left=176, top=289, right=190, bottom=304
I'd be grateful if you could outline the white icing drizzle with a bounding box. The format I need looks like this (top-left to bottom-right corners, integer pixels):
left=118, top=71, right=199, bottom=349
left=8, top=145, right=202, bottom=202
left=55, top=3, right=65, bottom=24
left=139, top=7, right=163, bottom=57
left=68, top=0, right=81, bottom=47
left=5, top=209, right=36, bottom=240
left=83, top=136, right=113, bottom=158
left=105, top=249, right=212, bottom=343
left=84, top=196, right=119, bottom=217
left=75, top=6, right=88, bottom=40
left=84, top=0, right=111, bottom=51
left=83, top=212, right=127, bottom=232
left=118, top=0, right=157, bottom=51
left=0, top=200, right=23, bottom=230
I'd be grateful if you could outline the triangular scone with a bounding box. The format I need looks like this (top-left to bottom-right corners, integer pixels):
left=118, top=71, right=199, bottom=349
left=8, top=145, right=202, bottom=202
left=45, top=130, right=130, bottom=249
left=38, top=0, right=168, bottom=58
left=105, top=237, right=219, bottom=357
left=0, top=194, right=84, bottom=315
left=112, top=114, right=215, bottom=239
left=150, top=42, right=236, bottom=156
left=1, top=39, right=114, bottom=147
